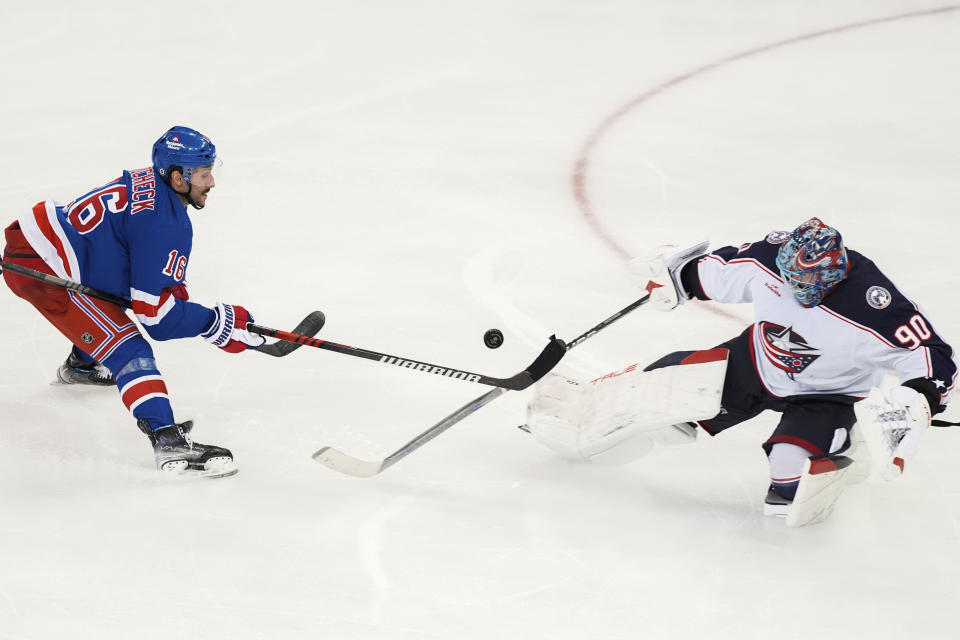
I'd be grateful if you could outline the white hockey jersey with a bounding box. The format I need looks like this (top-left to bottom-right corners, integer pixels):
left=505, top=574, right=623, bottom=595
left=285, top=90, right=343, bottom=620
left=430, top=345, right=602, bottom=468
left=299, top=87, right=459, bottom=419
left=695, top=232, right=957, bottom=407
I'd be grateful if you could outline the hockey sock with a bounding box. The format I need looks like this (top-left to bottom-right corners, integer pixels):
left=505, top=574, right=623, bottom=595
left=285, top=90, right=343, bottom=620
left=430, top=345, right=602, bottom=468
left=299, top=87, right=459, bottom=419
left=767, top=442, right=810, bottom=501
left=112, top=356, right=175, bottom=430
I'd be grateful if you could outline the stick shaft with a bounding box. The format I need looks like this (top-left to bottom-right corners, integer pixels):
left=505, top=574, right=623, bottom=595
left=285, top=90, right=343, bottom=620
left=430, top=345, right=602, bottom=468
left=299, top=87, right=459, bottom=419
left=0, top=260, right=321, bottom=358
left=1, top=261, right=131, bottom=307
left=314, top=293, right=652, bottom=477
left=246, top=325, right=565, bottom=391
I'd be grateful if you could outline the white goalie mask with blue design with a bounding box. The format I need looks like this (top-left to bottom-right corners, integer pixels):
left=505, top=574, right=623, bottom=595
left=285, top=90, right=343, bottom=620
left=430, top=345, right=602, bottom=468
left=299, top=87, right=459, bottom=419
left=775, top=217, right=849, bottom=307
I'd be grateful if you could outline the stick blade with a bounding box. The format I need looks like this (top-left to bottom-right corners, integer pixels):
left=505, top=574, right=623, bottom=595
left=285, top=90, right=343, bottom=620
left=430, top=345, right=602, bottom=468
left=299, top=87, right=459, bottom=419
left=312, top=446, right=385, bottom=478
left=257, top=311, right=325, bottom=357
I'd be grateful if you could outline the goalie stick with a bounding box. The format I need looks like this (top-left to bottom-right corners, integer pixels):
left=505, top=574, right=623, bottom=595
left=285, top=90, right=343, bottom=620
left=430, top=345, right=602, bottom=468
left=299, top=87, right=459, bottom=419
left=933, top=419, right=960, bottom=427
left=313, top=292, right=653, bottom=477
left=0, top=261, right=322, bottom=358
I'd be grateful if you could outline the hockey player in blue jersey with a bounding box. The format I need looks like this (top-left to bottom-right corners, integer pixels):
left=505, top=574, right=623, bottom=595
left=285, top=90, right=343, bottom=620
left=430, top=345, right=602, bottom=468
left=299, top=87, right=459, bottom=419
left=1, top=126, right=265, bottom=478
left=525, top=218, right=957, bottom=526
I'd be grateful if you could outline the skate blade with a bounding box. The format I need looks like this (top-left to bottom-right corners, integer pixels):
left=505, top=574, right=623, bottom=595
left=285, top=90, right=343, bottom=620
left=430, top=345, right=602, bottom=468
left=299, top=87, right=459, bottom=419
left=50, top=374, right=114, bottom=387
left=159, top=457, right=238, bottom=480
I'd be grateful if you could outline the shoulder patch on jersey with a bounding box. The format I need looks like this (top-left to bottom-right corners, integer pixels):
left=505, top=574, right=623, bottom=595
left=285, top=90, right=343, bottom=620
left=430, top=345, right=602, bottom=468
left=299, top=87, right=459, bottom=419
left=765, top=230, right=790, bottom=245
left=865, top=285, right=892, bottom=309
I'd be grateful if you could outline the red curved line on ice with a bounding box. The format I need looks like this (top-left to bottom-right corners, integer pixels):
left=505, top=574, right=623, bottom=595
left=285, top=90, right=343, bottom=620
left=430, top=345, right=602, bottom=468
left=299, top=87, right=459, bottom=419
left=572, top=5, right=960, bottom=261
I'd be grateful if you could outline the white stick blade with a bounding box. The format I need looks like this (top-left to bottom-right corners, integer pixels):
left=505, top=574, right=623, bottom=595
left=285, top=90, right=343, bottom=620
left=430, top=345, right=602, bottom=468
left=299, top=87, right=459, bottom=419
left=312, top=447, right=384, bottom=478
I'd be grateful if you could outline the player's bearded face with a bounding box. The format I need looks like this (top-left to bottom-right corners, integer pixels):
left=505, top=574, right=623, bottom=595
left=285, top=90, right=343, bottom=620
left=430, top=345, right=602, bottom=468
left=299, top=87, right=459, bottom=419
left=188, top=166, right=215, bottom=206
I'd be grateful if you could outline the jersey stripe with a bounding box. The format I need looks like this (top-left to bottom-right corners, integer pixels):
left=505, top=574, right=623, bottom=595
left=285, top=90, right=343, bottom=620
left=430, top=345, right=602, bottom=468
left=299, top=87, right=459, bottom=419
left=18, top=201, right=81, bottom=280
left=130, top=288, right=176, bottom=326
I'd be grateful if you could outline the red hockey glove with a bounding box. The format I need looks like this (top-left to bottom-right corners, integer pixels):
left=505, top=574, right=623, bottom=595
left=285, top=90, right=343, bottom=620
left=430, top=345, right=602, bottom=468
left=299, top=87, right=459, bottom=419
left=201, top=302, right=267, bottom=353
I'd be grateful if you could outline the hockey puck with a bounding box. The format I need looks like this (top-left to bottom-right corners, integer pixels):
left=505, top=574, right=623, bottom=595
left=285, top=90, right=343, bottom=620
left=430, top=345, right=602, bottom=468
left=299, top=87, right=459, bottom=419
left=483, top=328, right=504, bottom=349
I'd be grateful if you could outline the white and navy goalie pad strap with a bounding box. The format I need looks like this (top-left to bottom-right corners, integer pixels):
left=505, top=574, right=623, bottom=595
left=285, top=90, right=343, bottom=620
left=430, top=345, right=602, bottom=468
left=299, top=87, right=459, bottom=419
left=690, top=234, right=958, bottom=405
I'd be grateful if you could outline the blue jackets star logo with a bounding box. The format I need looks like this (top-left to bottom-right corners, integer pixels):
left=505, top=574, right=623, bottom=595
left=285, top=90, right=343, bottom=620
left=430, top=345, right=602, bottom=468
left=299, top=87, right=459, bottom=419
left=758, top=322, right=821, bottom=378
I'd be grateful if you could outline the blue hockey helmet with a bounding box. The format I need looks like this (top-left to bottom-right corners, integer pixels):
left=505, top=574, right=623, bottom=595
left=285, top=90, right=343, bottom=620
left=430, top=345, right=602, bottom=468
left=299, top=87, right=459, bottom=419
left=151, top=126, right=217, bottom=183
left=775, top=217, right=849, bottom=307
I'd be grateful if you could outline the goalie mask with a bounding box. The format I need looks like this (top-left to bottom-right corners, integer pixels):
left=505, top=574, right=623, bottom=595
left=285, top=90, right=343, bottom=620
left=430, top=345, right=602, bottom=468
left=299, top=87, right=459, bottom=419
left=775, top=217, right=849, bottom=307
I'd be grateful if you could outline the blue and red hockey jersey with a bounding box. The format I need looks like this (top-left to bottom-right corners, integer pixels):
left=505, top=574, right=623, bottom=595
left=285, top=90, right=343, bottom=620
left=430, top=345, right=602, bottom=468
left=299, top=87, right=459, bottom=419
left=18, top=167, right=215, bottom=340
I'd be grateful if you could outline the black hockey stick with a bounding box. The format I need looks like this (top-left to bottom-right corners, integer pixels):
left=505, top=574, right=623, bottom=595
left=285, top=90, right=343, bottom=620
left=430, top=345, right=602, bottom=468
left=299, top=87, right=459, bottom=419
left=254, top=312, right=325, bottom=357
left=246, top=322, right=567, bottom=391
left=0, top=260, right=131, bottom=306
left=312, top=291, right=653, bottom=477
left=0, top=260, right=323, bottom=358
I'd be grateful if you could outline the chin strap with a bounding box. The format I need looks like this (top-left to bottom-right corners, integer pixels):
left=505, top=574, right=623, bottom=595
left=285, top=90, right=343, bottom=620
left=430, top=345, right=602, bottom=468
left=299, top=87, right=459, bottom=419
left=166, top=174, right=204, bottom=209
left=180, top=182, right=205, bottom=209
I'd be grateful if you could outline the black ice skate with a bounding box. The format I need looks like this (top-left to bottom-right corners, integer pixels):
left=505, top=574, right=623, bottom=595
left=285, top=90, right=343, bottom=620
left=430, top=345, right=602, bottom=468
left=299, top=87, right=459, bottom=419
left=137, top=419, right=238, bottom=479
left=56, top=350, right=114, bottom=386
left=763, top=485, right=792, bottom=517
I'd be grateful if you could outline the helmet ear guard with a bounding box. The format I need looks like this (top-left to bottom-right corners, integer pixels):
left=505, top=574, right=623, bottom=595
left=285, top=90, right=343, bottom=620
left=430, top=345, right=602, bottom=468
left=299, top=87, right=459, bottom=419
left=775, top=217, right=849, bottom=307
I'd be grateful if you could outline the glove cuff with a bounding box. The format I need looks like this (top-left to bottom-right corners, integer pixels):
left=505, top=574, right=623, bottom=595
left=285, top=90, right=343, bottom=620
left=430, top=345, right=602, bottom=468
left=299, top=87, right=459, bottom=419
left=201, top=302, right=235, bottom=347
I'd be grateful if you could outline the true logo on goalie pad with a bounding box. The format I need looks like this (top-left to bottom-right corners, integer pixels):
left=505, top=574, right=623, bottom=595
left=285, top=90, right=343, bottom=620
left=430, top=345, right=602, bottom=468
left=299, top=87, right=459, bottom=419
left=590, top=363, right=639, bottom=385
left=379, top=356, right=481, bottom=383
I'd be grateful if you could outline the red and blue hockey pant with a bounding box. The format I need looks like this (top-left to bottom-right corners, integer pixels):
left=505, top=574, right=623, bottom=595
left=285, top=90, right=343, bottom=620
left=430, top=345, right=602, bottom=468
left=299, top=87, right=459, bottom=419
left=3, top=221, right=176, bottom=430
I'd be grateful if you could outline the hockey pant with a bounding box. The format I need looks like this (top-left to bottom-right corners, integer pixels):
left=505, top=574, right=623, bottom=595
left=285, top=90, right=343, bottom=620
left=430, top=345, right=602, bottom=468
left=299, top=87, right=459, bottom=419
left=648, top=327, right=858, bottom=500
left=3, top=221, right=175, bottom=429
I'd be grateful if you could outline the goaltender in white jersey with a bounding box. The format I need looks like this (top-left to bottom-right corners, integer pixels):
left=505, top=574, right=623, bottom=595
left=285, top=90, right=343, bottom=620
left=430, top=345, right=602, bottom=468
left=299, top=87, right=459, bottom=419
left=526, top=218, right=957, bottom=526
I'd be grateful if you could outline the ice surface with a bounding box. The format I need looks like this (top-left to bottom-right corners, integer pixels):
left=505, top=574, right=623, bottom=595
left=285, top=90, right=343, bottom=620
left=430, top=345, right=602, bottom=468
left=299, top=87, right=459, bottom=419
left=1, top=1, right=959, bottom=638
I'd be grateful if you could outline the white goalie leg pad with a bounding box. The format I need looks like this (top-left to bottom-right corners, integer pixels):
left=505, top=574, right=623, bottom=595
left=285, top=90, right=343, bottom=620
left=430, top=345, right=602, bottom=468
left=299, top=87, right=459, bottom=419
left=524, top=373, right=592, bottom=460
left=526, top=350, right=727, bottom=463
left=785, top=455, right=855, bottom=527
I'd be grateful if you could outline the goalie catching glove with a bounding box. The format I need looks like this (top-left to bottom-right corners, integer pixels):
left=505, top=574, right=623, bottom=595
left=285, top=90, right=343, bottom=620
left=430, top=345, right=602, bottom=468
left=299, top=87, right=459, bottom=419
left=627, top=240, right=709, bottom=311
left=854, top=384, right=932, bottom=480
left=201, top=302, right=266, bottom=353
